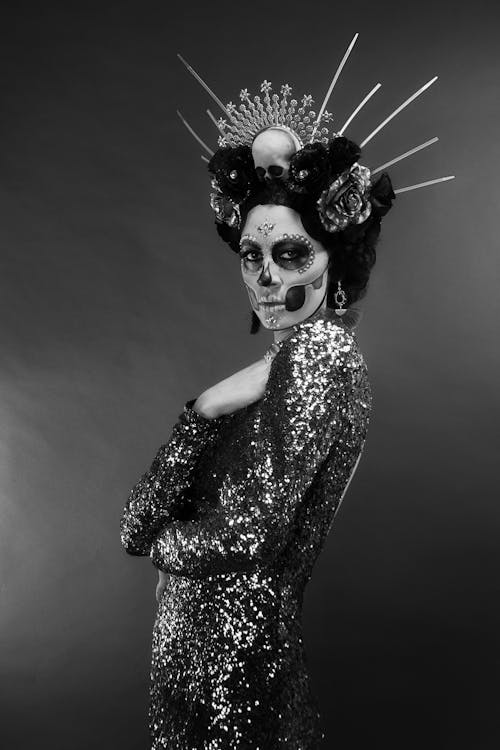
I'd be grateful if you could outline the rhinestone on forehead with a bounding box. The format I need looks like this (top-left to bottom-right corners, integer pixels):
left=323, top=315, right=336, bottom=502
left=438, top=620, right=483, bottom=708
left=257, top=219, right=275, bottom=236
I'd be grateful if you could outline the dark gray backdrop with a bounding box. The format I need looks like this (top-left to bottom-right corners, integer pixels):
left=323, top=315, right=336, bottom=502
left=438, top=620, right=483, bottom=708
left=1, top=1, right=499, bottom=748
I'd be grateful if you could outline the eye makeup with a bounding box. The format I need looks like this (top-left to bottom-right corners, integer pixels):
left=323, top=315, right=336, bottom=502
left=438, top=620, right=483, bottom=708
left=239, top=233, right=315, bottom=274
left=239, top=235, right=262, bottom=272
left=239, top=234, right=260, bottom=249
left=270, top=234, right=315, bottom=274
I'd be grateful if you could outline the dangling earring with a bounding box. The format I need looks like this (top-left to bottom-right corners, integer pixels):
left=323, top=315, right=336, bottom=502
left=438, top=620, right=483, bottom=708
left=334, top=279, right=347, bottom=316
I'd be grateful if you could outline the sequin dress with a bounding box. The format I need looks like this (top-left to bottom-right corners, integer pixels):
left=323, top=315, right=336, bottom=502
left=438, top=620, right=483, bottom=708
left=120, top=306, right=372, bottom=749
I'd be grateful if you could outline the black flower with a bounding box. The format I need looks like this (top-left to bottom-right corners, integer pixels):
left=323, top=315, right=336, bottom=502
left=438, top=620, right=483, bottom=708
left=327, top=136, right=362, bottom=178
left=369, top=172, right=396, bottom=217
left=208, top=145, right=257, bottom=203
left=288, top=142, right=330, bottom=197
left=317, top=164, right=372, bottom=232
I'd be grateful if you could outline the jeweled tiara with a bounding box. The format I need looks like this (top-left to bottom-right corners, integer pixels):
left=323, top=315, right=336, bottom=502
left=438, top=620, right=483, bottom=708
left=175, top=33, right=454, bottom=234
left=177, top=33, right=453, bottom=192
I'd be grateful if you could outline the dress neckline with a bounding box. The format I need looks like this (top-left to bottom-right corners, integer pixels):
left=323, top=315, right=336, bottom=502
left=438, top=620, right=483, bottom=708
left=223, top=308, right=354, bottom=422
left=269, top=306, right=352, bottom=370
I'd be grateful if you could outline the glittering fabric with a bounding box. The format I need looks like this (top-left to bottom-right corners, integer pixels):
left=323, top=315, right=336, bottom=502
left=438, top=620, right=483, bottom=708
left=120, top=306, right=372, bottom=749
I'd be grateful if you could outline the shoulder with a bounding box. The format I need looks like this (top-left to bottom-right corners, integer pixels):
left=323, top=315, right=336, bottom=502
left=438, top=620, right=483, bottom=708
left=283, top=313, right=368, bottom=385
left=263, top=314, right=372, bottom=442
left=266, top=312, right=370, bottom=415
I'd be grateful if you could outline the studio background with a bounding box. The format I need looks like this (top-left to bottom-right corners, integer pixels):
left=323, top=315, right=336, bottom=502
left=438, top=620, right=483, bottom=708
left=1, top=1, right=499, bottom=748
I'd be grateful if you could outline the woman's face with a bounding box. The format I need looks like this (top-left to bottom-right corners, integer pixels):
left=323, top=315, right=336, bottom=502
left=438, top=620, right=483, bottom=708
left=239, top=204, right=330, bottom=331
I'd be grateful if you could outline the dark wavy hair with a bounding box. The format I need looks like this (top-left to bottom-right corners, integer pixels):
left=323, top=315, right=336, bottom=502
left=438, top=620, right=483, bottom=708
left=209, top=137, right=395, bottom=334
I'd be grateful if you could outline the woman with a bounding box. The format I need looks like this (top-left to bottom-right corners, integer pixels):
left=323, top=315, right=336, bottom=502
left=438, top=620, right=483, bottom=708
left=120, top=121, right=395, bottom=747
left=119, top=43, right=457, bottom=743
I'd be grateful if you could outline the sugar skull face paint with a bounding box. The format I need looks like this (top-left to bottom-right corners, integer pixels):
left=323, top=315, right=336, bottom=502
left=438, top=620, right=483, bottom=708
left=239, top=204, right=330, bottom=330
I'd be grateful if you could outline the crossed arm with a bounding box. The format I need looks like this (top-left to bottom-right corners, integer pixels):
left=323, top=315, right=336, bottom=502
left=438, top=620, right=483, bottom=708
left=149, top=328, right=363, bottom=578
left=119, top=400, right=224, bottom=556
left=121, top=324, right=367, bottom=584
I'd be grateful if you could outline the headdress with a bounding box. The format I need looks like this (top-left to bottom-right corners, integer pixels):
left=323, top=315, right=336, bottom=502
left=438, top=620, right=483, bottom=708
left=175, top=33, right=454, bottom=241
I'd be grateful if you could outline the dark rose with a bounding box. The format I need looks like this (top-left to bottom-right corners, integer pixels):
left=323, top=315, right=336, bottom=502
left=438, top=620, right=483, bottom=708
left=288, top=142, right=330, bottom=197
left=208, top=145, right=257, bottom=203
left=327, top=136, right=362, bottom=178
left=370, top=172, right=396, bottom=217
left=317, top=164, right=372, bottom=232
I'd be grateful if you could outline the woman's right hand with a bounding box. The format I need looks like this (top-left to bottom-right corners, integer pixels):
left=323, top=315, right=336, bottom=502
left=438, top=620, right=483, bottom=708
left=193, top=357, right=272, bottom=419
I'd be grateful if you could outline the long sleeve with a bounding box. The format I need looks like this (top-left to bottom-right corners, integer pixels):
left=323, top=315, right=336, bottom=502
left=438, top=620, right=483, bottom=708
left=120, top=399, right=224, bottom=556
left=150, top=321, right=371, bottom=577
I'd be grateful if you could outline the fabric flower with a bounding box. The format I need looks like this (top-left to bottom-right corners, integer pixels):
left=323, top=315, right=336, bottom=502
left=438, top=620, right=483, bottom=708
left=288, top=142, right=331, bottom=197
left=369, top=172, right=396, bottom=217
left=210, top=181, right=241, bottom=229
left=208, top=145, right=257, bottom=203
left=317, top=163, right=372, bottom=232
left=327, top=136, right=361, bottom=178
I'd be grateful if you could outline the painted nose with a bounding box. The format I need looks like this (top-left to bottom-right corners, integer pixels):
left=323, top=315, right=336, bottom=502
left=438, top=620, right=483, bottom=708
left=257, top=262, right=280, bottom=287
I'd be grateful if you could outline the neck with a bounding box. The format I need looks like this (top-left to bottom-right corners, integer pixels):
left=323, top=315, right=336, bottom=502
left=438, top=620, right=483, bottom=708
left=273, top=296, right=327, bottom=344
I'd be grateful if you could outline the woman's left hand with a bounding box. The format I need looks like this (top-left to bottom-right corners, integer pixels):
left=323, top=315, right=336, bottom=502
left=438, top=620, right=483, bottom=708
left=156, top=570, right=169, bottom=603
left=194, top=357, right=272, bottom=419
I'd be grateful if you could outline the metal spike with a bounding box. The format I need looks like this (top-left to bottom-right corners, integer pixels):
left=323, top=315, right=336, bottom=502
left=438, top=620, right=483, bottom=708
left=371, top=137, right=439, bottom=175
left=394, top=175, right=455, bottom=194
left=338, top=82, right=381, bottom=135
left=177, top=53, right=237, bottom=123
left=206, top=108, right=226, bottom=136
left=360, top=76, right=438, bottom=148
left=176, top=110, right=214, bottom=156
left=309, top=32, right=359, bottom=142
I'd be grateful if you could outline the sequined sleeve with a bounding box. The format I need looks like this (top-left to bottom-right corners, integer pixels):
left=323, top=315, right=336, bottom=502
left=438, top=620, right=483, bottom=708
left=150, top=323, right=368, bottom=577
left=119, top=399, right=224, bottom=556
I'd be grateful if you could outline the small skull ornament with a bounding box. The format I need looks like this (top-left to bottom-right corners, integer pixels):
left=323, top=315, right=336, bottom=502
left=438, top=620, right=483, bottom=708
left=251, top=127, right=300, bottom=181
